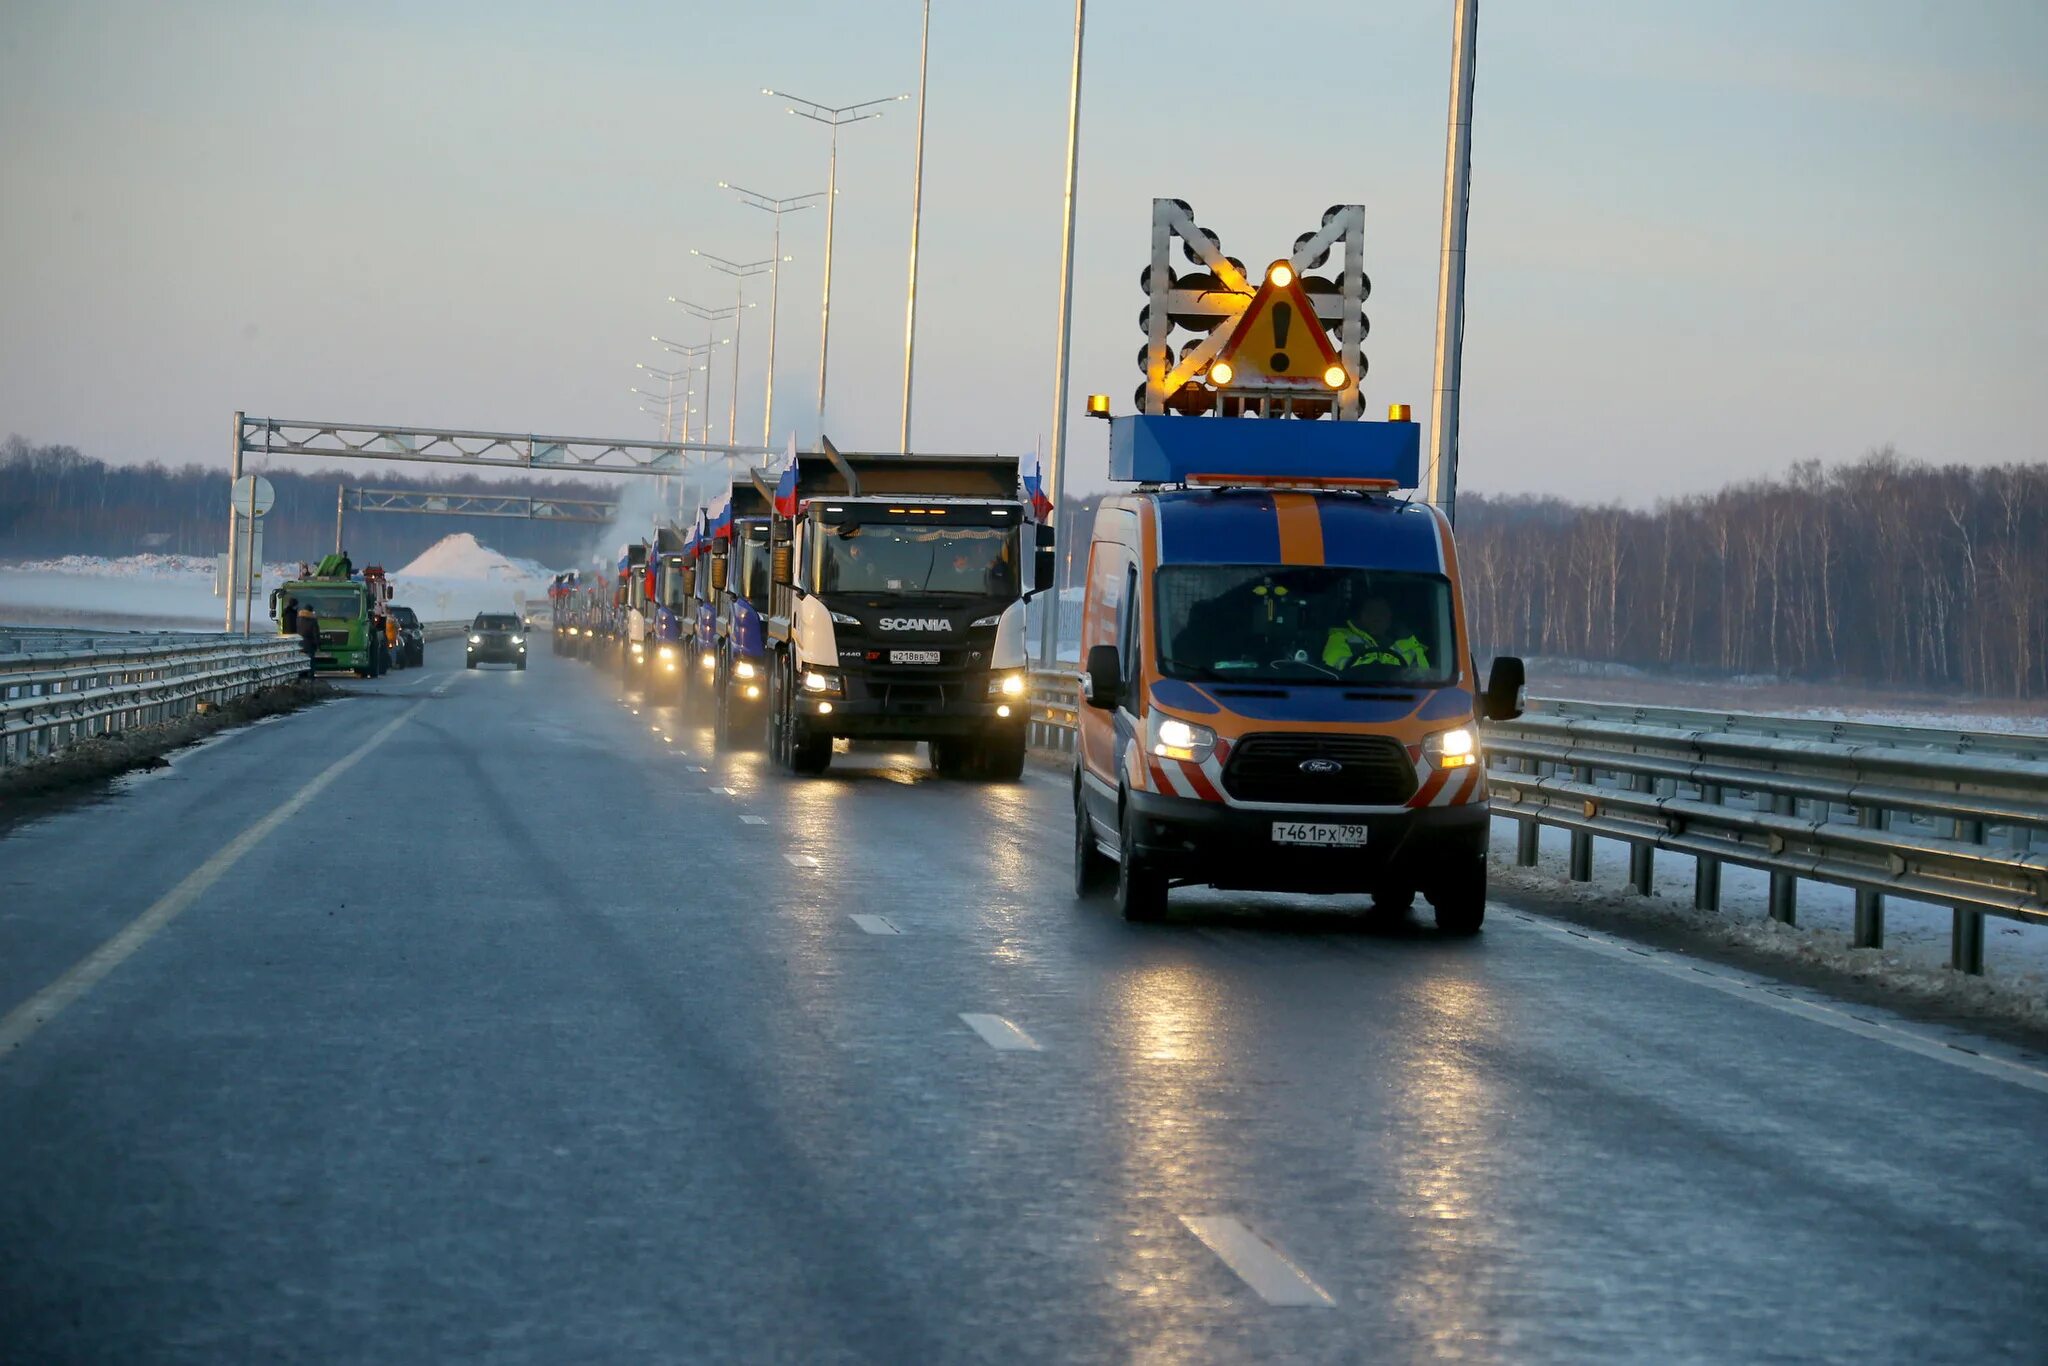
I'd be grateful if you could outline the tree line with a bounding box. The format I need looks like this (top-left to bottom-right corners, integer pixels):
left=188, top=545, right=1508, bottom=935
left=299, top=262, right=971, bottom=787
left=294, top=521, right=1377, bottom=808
left=1458, top=452, right=2047, bottom=698
left=0, top=437, right=616, bottom=570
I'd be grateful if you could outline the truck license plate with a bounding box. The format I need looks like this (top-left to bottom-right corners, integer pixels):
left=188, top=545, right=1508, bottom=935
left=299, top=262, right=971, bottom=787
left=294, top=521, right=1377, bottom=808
left=1272, top=822, right=1369, bottom=848
left=889, top=650, right=941, bottom=665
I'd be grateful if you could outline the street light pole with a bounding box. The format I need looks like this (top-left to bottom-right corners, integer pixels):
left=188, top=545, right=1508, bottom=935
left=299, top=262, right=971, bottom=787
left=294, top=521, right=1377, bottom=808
left=667, top=300, right=740, bottom=443
left=720, top=183, right=822, bottom=447
left=901, top=0, right=932, bottom=453
left=764, top=86, right=907, bottom=435
left=1037, top=0, right=1086, bottom=670
left=692, top=251, right=772, bottom=448
left=1427, top=0, right=1479, bottom=525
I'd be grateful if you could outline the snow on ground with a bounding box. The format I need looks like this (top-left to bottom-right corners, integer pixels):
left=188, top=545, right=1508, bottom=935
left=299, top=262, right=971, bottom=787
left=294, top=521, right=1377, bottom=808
left=1487, top=814, right=2048, bottom=1028
left=1, top=535, right=557, bottom=630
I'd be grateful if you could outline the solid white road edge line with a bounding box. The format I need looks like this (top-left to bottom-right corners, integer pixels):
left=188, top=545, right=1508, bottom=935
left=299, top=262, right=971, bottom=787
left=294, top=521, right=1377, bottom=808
left=1178, top=1216, right=1337, bottom=1307
left=959, top=1013, right=1041, bottom=1051
left=850, top=915, right=901, bottom=935
left=0, top=700, right=427, bottom=1059
left=740, top=816, right=769, bottom=826
left=1502, top=911, right=2048, bottom=1096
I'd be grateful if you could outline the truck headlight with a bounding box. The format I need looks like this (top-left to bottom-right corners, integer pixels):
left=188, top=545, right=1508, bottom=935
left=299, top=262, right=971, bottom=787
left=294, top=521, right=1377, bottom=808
left=829, top=610, right=861, bottom=627
left=631, top=641, right=644, bottom=655
left=468, top=634, right=481, bottom=644
left=970, top=614, right=1002, bottom=629
left=802, top=668, right=843, bottom=696
left=1424, top=726, right=1479, bottom=769
left=657, top=645, right=676, bottom=661
left=987, top=670, right=1027, bottom=699
left=1148, top=711, right=1217, bottom=763
left=734, top=660, right=756, bottom=680
left=511, top=635, right=524, bottom=645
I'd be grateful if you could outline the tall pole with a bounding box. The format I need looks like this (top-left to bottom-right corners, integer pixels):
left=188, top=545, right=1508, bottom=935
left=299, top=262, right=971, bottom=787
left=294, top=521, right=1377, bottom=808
left=334, top=481, right=344, bottom=555
left=763, top=210, right=781, bottom=447
left=817, top=126, right=838, bottom=434
left=223, top=410, right=243, bottom=632
left=729, top=274, right=745, bottom=446
left=1036, top=0, right=1085, bottom=669
left=900, top=0, right=931, bottom=454
left=1427, top=0, right=1479, bottom=525
left=243, top=475, right=258, bottom=637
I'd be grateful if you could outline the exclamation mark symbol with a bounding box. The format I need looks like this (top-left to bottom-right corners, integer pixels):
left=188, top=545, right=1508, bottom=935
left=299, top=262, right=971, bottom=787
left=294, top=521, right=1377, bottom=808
left=1270, top=302, right=1292, bottom=373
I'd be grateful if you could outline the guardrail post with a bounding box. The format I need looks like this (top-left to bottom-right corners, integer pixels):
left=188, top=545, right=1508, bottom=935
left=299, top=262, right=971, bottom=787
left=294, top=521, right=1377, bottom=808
left=1768, top=792, right=1797, bottom=924
left=1568, top=763, right=1593, bottom=882
left=1514, top=756, right=1540, bottom=866
left=1695, top=782, right=1722, bottom=910
left=1853, top=805, right=1886, bottom=948
left=1951, top=816, right=1986, bottom=975
left=1628, top=770, right=1655, bottom=895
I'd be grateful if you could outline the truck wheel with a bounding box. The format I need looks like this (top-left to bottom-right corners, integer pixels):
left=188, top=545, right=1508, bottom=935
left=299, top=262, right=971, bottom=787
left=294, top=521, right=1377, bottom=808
left=928, top=739, right=965, bottom=777
left=981, top=731, right=1027, bottom=782
left=516, top=658, right=526, bottom=672
left=1428, top=861, right=1487, bottom=935
left=465, top=658, right=476, bottom=670
left=1116, top=803, right=1167, bottom=923
left=1074, top=784, right=1114, bottom=898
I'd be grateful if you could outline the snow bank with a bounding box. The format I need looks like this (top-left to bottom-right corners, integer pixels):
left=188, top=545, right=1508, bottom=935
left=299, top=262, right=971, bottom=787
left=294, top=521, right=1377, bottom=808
left=396, top=533, right=552, bottom=583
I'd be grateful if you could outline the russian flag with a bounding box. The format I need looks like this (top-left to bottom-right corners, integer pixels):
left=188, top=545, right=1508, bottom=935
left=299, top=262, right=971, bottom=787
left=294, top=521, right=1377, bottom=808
left=707, top=489, right=733, bottom=541
left=774, top=433, right=799, bottom=518
left=1023, top=458, right=1053, bottom=523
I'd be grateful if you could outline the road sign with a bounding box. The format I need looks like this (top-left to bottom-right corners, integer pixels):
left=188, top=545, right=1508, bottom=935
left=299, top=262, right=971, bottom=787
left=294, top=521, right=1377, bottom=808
left=1210, top=263, right=1343, bottom=390
left=231, top=474, right=275, bottom=517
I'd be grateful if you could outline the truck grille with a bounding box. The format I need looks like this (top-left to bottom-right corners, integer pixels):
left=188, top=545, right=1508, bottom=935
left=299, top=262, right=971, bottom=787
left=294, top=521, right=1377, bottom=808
left=320, top=630, right=350, bottom=647
left=1222, top=733, right=1417, bottom=806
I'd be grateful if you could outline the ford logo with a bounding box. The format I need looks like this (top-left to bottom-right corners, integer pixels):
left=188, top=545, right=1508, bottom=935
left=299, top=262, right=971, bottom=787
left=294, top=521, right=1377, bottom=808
left=1299, top=758, right=1343, bottom=775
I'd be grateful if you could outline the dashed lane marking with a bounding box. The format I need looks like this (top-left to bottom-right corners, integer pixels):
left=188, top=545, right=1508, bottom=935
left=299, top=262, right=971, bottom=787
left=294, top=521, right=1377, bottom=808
left=959, top=1013, right=1041, bottom=1051
left=1178, top=1216, right=1337, bottom=1307
left=850, top=915, right=901, bottom=935
left=739, top=816, right=768, bottom=826
left=784, top=853, right=820, bottom=868
left=1502, top=911, right=2048, bottom=1096
left=0, top=700, right=427, bottom=1059
left=710, top=786, right=738, bottom=796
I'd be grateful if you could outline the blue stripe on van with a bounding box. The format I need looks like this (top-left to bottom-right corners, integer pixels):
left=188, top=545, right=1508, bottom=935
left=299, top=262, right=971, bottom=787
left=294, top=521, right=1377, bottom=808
left=1153, top=492, right=1280, bottom=565
left=1312, top=498, right=1443, bottom=571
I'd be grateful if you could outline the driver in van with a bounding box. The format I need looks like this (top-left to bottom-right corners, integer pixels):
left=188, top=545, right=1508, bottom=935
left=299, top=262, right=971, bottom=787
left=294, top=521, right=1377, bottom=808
left=1323, top=586, right=1429, bottom=672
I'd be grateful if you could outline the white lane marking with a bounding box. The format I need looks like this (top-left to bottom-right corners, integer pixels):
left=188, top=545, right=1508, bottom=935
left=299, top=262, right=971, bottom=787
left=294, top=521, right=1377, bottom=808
left=1503, top=912, right=2048, bottom=1096
left=739, top=815, right=768, bottom=826
left=959, top=1013, right=1041, bottom=1051
left=784, top=853, right=819, bottom=868
left=850, top=915, right=901, bottom=935
left=712, top=786, right=738, bottom=796
left=693, top=765, right=709, bottom=773
left=0, top=701, right=426, bottom=1059
left=1178, top=1216, right=1337, bottom=1307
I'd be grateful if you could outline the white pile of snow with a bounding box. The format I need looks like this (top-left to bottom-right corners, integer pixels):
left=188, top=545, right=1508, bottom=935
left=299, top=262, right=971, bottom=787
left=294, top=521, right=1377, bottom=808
left=6, top=552, right=297, bottom=580
left=386, top=534, right=557, bottom=624
left=395, top=533, right=552, bottom=583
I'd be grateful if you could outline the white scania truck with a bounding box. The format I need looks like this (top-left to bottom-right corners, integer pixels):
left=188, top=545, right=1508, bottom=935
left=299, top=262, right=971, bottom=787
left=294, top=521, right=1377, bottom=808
left=762, top=448, right=1054, bottom=780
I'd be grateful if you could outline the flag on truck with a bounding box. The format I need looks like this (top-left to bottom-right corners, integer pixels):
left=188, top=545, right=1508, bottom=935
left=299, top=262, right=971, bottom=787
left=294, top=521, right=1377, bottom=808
left=707, top=489, right=733, bottom=541
left=1023, top=458, right=1053, bottom=523
left=774, top=433, right=799, bottom=517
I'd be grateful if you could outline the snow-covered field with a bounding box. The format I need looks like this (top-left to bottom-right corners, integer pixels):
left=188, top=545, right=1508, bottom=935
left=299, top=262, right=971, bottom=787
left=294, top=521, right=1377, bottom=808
left=0, top=535, right=558, bottom=630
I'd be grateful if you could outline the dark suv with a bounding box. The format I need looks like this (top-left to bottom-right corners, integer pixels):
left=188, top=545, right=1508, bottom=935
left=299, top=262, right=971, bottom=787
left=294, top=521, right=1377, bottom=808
left=467, top=613, right=527, bottom=670
left=391, top=605, right=425, bottom=668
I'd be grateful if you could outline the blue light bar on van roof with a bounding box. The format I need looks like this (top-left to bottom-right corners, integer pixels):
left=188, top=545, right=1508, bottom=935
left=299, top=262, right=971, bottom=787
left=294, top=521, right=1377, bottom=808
left=1106, top=414, right=1420, bottom=489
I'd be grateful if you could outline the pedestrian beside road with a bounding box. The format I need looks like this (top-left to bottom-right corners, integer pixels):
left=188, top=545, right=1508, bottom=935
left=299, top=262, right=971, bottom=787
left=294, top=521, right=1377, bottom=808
left=295, top=604, right=320, bottom=678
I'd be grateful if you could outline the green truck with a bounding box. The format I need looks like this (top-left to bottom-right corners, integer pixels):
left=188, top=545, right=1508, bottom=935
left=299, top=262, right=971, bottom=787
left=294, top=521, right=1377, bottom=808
left=273, top=555, right=389, bottom=675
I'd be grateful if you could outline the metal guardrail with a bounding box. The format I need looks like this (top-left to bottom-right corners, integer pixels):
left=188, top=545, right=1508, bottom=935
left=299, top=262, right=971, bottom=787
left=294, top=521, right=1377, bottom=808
left=1024, top=671, right=2048, bottom=974
left=1, top=635, right=310, bottom=767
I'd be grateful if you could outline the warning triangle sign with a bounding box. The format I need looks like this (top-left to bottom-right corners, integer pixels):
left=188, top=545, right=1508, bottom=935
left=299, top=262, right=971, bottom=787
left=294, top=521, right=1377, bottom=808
left=1212, top=263, right=1341, bottom=388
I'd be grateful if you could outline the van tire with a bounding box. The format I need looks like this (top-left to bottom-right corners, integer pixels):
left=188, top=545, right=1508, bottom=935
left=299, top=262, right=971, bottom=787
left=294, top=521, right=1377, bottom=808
left=1074, top=786, right=1114, bottom=898
left=1116, top=803, right=1167, bottom=923
left=1428, top=861, right=1487, bottom=935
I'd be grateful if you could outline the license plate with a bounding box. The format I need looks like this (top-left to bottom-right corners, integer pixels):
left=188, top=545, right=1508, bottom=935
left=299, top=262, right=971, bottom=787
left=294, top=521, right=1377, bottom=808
left=889, top=649, right=941, bottom=665
left=1272, top=822, right=1369, bottom=848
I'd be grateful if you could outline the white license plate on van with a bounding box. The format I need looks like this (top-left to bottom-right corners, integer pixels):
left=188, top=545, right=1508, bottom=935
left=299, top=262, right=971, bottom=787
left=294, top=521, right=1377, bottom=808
left=889, top=649, right=941, bottom=665
left=1272, top=822, right=1369, bottom=848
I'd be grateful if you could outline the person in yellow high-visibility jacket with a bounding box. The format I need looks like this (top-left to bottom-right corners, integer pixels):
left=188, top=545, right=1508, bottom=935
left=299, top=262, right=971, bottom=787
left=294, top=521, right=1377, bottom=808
left=1323, top=594, right=1429, bottom=671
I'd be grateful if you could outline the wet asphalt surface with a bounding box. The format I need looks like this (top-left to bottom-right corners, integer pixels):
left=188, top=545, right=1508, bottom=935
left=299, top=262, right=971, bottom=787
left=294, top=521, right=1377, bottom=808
left=2, top=638, right=2045, bottom=1363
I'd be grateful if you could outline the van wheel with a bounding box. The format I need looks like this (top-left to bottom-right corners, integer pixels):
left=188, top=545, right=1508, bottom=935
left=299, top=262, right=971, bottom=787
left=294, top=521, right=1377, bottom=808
left=1074, top=785, right=1114, bottom=898
left=1116, top=803, right=1167, bottom=923
left=1428, top=861, right=1487, bottom=935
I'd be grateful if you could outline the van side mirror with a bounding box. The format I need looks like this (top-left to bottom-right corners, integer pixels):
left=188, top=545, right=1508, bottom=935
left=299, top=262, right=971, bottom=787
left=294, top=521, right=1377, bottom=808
left=1082, top=644, right=1122, bottom=711
left=1481, top=656, right=1526, bottom=721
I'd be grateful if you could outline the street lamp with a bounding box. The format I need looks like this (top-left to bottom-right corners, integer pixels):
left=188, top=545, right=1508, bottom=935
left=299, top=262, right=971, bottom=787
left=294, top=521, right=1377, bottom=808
left=720, top=182, right=823, bottom=447
left=653, top=338, right=723, bottom=445
left=902, top=0, right=932, bottom=453
left=690, top=250, right=772, bottom=453
left=665, top=300, right=740, bottom=444
left=631, top=364, right=691, bottom=441
left=763, top=85, right=908, bottom=433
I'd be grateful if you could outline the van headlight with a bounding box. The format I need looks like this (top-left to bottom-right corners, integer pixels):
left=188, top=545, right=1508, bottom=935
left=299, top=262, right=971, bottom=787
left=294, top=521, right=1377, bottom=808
left=734, top=660, right=756, bottom=679
left=1424, top=726, right=1479, bottom=769
left=1148, top=711, right=1217, bottom=763
left=987, top=670, right=1027, bottom=699
left=801, top=668, right=843, bottom=696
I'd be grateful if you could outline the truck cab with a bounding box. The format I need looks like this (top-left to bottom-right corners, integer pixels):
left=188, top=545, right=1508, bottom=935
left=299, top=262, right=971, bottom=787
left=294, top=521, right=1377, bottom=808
left=763, top=450, right=1054, bottom=779
left=1074, top=414, right=1523, bottom=928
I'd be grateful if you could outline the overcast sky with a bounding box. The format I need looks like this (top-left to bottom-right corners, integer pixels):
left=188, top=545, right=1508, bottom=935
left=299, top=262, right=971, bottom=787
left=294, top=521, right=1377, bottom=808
left=2, top=0, right=2043, bottom=503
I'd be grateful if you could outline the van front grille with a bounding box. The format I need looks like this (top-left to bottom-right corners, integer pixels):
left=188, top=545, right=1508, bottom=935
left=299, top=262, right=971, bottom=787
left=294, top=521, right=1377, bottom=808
left=1222, top=733, right=1416, bottom=805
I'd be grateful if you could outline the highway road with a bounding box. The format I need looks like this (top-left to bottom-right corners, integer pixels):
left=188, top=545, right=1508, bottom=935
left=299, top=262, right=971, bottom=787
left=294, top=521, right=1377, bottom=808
left=4, top=638, right=2046, bottom=1363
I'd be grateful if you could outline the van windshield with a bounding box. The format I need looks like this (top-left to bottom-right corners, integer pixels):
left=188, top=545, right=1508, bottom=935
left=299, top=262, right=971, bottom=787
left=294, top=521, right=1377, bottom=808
left=1154, top=566, right=1456, bottom=685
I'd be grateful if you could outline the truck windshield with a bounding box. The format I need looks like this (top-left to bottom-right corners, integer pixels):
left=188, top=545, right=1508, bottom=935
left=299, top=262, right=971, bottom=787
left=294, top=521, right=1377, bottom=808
left=816, top=523, right=1019, bottom=598
left=1154, top=566, right=1456, bottom=685
left=738, top=533, right=771, bottom=609
left=293, top=590, right=363, bottom=620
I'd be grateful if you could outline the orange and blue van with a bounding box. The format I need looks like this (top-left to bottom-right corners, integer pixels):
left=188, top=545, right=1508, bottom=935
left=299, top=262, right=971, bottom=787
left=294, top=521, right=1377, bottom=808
left=1073, top=413, right=1524, bottom=928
